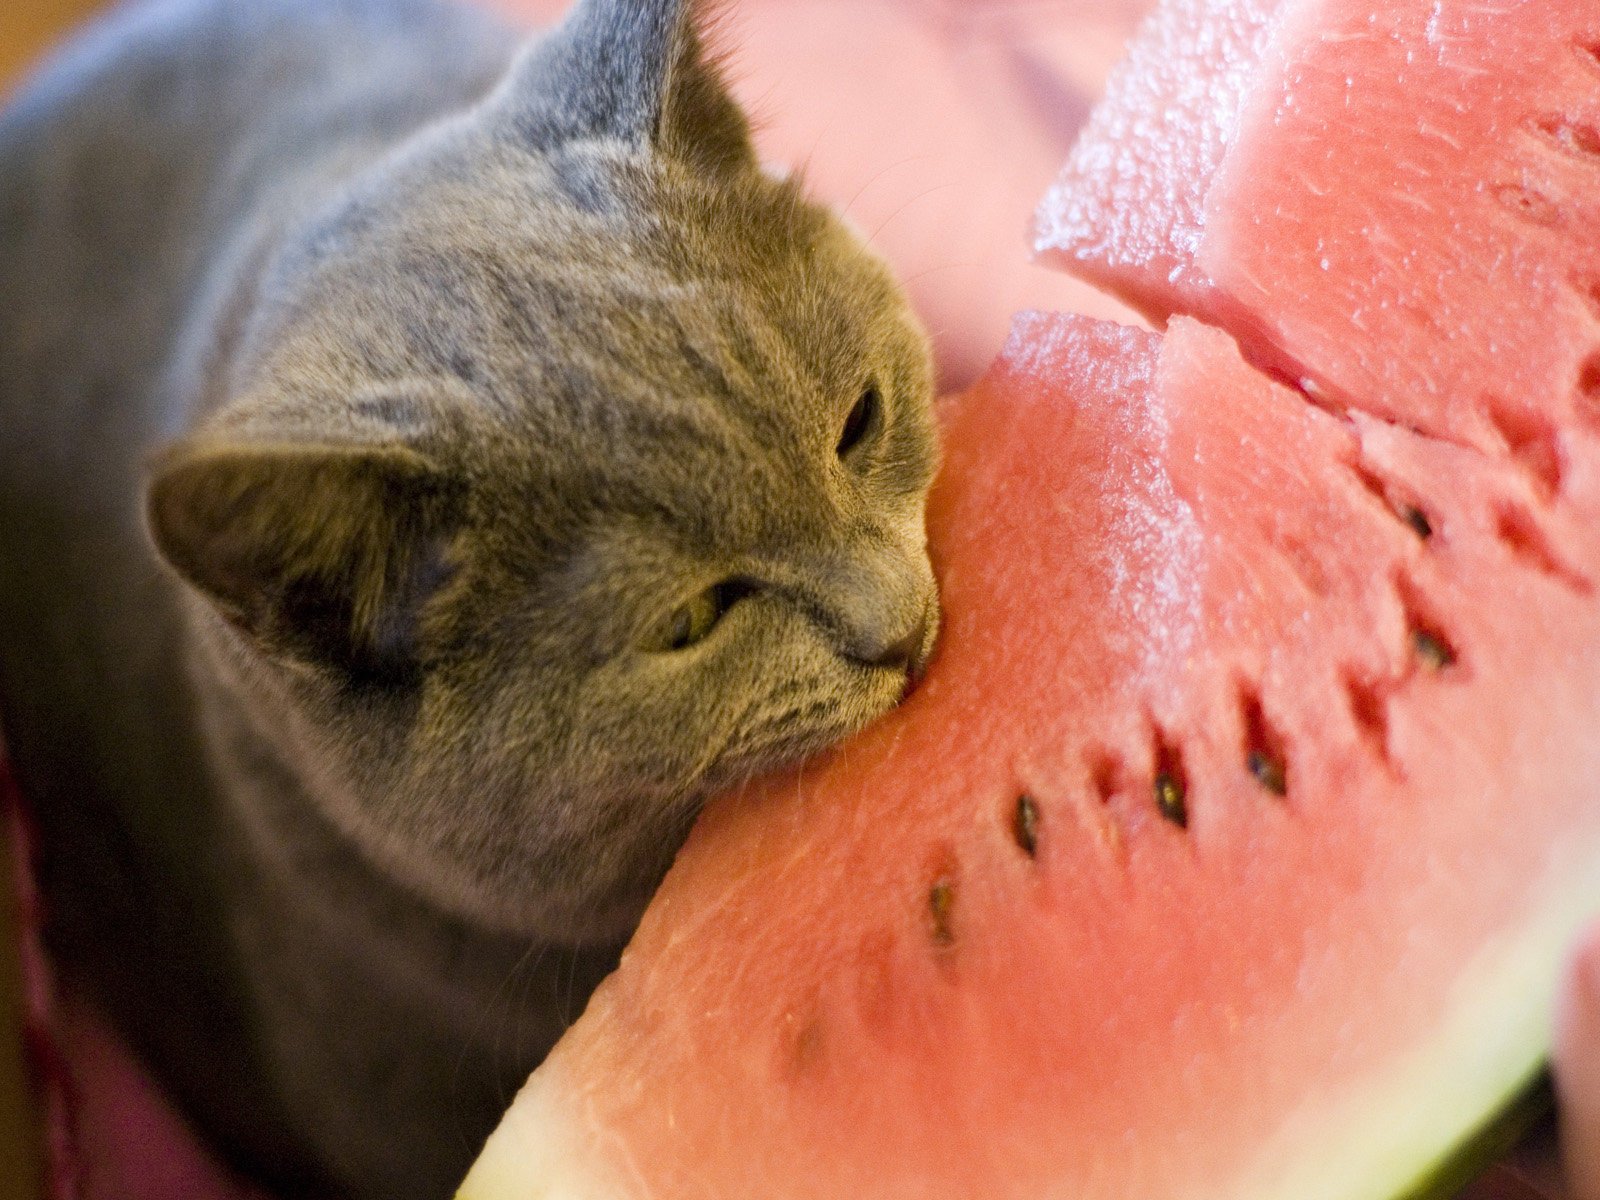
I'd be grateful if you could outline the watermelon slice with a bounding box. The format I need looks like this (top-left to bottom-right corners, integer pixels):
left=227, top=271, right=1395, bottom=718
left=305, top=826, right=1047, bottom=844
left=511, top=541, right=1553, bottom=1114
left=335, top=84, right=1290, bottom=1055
left=456, top=0, right=1600, bottom=1196
left=1038, top=0, right=1600, bottom=454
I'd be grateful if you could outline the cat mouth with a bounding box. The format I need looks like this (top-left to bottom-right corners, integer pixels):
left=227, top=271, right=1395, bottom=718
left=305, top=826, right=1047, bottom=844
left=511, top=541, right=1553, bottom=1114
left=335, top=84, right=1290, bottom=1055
left=898, top=675, right=919, bottom=705
left=901, top=603, right=941, bottom=697
left=899, top=655, right=932, bottom=704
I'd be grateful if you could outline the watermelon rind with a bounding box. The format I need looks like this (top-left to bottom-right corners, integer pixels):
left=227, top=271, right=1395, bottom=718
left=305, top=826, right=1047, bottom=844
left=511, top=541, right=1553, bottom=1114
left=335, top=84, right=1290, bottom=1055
left=455, top=1065, right=625, bottom=1200
left=1395, top=1074, right=1550, bottom=1200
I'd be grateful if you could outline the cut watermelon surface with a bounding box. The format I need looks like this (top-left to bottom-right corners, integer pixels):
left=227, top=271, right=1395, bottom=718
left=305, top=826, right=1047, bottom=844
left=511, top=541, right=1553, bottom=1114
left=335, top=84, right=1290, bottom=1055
left=458, top=1, right=1600, bottom=1197
left=1039, top=0, right=1600, bottom=453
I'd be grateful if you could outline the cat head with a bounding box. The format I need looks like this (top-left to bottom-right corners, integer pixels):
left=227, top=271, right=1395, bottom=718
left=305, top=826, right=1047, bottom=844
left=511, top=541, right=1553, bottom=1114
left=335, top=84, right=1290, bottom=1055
left=145, top=0, right=939, bottom=943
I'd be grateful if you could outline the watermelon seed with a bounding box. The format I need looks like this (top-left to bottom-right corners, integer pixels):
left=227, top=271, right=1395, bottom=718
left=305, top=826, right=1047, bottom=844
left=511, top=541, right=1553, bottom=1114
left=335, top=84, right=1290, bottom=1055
left=1153, top=773, right=1186, bottom=828
left=1347, top=461, right=1429, bottom=539
left=1240, top=692, right=1288, bottom=798
left=928, top=879, right=956, bottom=947
left=1247, top=750, right=1287, bottom=797
left=1410, top=628, right=1455, bottom=671
left=1152, top=739, right=1188, bottom=828
left=1532, top=113, right=1600, bottom=160
left=1578, top=41, right=1600, bottom=71
left=1395, top=576, right=1464, bottom=673
left=1012, top=794, right=1039, bottom=858
left=1401, top=506, right=1433, bottom=539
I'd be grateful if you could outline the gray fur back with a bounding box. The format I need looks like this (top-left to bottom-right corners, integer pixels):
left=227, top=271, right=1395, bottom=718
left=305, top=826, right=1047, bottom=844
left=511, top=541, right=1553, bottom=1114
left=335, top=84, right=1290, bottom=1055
left=0, top=3, right=562, bottom=1192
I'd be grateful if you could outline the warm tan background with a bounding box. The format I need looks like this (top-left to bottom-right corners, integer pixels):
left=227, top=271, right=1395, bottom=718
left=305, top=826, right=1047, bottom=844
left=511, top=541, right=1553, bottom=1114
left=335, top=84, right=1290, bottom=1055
left=1, top=0, right=106, bottom=92
left=1, top=6, right=110, bottom=1200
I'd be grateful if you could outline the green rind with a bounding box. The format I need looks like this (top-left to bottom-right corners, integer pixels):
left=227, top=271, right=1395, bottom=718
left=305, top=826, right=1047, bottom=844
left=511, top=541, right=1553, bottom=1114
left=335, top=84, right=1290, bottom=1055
left=1394, top=1070, right=1553, bottom=1200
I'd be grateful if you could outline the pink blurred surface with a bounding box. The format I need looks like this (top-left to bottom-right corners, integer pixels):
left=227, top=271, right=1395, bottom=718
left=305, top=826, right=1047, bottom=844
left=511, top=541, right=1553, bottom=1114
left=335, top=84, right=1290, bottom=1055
left=720, top=0, right=1149, bottom=387
left=5, top=754, right=267, bottom=1200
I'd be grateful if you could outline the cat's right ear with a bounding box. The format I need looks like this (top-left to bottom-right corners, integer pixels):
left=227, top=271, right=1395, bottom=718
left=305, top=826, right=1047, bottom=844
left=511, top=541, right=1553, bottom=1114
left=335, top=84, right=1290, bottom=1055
left=145, top=440, right=466, bottom=687
left=498, top=0, right=754, bottom=174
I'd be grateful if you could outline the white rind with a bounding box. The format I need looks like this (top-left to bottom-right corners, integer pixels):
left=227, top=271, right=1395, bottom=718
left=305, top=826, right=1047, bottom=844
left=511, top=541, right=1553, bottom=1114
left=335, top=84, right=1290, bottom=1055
left=1230, top=838, right=1600, bottom=1200
left=456, top=1062, right=626, bottom=1200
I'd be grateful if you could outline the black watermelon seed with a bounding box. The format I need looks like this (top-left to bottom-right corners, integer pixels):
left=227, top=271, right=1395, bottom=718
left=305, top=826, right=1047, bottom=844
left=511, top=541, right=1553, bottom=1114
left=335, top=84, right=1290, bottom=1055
left=1248, top=749, right=1287, bottom=796
left=1013, top=794, right=1039, bottom=858
left=1154, top=772, right=1187, bottom=828
left=1401, top=505, right=1433, bottom=539
left=1240, top=692, right=1288, bottom=797
left=1412, top=628, right=1455, bottom=670
left=928, top=880, right=955, bottom=947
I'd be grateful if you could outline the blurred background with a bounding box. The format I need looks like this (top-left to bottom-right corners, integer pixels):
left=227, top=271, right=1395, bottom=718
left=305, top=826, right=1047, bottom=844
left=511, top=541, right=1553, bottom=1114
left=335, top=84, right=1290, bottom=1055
left=3, top=6, right=112, bottom=1197
left=0, top=7, right=105, bottom=1193
left=2, top=0, right=105, bottom=85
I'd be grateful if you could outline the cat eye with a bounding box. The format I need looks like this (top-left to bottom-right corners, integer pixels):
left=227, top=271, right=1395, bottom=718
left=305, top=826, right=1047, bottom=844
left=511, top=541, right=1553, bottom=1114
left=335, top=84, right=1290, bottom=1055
left=836, top=383, right=881, bottom=459
left=646, top=581, right=752, bottom=653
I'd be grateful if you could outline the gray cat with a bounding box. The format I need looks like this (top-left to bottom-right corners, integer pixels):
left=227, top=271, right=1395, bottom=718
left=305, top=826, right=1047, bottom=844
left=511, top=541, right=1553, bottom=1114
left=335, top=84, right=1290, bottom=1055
left=0, top=0, right=938, bottom=1194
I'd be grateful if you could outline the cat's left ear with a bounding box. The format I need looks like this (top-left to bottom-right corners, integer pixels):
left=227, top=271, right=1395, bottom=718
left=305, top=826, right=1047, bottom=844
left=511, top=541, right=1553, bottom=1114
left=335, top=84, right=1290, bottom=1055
left=145, top=440, right=466, bottom=687
left=502, top=0, right=754, bottom=174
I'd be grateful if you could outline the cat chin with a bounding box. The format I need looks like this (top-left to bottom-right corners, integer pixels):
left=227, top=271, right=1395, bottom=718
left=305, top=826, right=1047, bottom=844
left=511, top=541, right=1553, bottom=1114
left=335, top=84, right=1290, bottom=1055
left=411, top=804, right=701, bottom=946
left=709, top=680, right=912, bottom=790
left=487, top=866, right=680, bottom=946
left=478, top=891, right=657, bottom=947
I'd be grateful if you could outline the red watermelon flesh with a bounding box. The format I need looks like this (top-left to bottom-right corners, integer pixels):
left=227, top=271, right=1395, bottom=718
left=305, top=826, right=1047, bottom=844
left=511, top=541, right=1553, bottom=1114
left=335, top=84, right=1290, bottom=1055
left=1033, top=0, right=1279, bottom=318
left=460, top=311, right=1600, bottom=1199
left=457, top=0, right=1600, bottom=1195
left=1038, top=0, right=1600, bottom=458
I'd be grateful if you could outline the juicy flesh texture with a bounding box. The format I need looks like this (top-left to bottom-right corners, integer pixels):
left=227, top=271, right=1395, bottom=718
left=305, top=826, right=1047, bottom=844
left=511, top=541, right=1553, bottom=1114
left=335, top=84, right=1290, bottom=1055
left=1202, top=0, right=1600, bottom=455
left=462, top=1, right=1600, bottom=1196
left=1040, top=0, right=1600, bottom=455
left=1034, top=0, right=1280, bottom=316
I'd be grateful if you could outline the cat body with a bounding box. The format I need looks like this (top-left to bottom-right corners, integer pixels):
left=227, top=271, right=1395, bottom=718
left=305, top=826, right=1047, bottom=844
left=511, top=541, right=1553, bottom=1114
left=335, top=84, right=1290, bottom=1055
left=0, top=1, right=937, bottom=1195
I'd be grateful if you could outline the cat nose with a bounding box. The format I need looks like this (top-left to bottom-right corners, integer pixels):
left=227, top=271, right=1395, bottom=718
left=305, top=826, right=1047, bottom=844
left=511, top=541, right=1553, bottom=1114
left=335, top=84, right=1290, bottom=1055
left=845, top=601, right=933, bottom=675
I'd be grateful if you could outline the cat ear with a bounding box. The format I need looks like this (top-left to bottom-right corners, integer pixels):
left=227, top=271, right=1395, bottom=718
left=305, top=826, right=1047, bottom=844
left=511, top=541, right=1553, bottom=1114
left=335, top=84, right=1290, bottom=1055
left=145, top=440, right=466, bottom=686
left=503, top=0, right=754, bottom=173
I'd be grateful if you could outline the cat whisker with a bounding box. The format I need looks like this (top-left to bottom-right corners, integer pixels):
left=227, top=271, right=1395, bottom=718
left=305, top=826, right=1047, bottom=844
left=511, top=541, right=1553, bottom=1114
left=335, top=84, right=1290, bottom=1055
left=867, top=180, right=963, bottom=244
